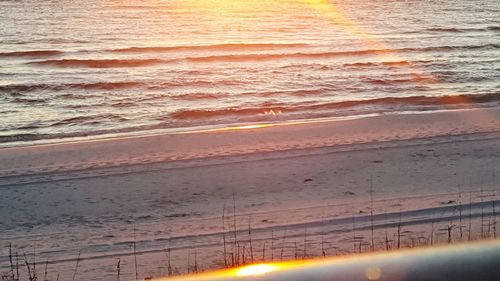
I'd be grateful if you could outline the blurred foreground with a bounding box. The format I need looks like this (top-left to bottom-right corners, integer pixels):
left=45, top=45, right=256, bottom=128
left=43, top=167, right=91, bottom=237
left=157, top=239, right=500, bottom=281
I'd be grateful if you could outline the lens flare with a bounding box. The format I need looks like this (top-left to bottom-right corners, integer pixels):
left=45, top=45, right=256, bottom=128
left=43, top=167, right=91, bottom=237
left=235, top=264, right=280, bottom=277
left=365, top=266, right=382, bottom=280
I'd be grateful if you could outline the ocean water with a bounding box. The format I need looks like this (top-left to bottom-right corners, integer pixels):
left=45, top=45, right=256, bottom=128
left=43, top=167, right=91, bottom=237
left=0, top=0, right=499, bottom=145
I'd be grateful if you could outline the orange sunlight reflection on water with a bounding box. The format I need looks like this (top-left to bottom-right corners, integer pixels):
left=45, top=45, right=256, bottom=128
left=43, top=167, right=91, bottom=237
left=175, top=0, right=482, bottom=118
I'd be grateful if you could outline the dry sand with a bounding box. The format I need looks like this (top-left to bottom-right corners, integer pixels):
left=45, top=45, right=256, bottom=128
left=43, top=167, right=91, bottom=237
left=1, top=107, right=500, bottom=280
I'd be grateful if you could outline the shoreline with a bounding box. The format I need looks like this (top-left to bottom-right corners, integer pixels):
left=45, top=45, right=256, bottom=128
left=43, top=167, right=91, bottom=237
left=0, top=106, right=489, bottom=149
left=2, top=106, right=500, bottom=177
left=0, top=111, right=382, bottom=149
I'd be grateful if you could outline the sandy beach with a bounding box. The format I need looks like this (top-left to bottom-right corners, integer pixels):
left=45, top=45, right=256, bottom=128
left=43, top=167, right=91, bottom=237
left=2, top=1, right=499, bottom=280
left=1, top=107, right=500, bottom=280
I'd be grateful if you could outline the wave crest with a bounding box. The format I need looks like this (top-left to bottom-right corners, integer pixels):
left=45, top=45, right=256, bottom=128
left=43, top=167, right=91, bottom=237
left=0, top=50, right=64, bottom=57
left=27, top=44, right=499, bottom=68
left=111, top=43, right=308, bottom=53
left=0, top=82, right=144, bottom=93
left=170, top=92, right=500, bottom=120
left=30, top=59, right=164, bottom=68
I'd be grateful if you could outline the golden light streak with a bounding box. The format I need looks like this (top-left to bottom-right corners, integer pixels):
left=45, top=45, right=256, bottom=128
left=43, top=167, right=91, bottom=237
left=153, top=260, right=313, bottom=281
left=299, top=0, right=492, bottom=125
left=180, top=113, right=379, bottom=135
left=235, top=264, right=280, bottom=277
left=229, top=124, right=272, bottom=130
left=301, top=0, right=397, bottom=59
left=154, top=240, right=500, bottom=281
left=175, top=0, right=484, bottom=112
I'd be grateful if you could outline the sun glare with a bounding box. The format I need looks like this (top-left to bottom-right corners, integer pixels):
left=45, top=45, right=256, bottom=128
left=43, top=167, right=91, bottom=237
left=234, top=264, right=280, bottom=277
left=232, top=124, right=270, bottom=130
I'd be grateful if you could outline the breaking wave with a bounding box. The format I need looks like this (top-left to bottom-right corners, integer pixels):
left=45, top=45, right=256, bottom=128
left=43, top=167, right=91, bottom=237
left=3, top=92, right=499, bottom=144
left=170, top=92, right=500, bottom=120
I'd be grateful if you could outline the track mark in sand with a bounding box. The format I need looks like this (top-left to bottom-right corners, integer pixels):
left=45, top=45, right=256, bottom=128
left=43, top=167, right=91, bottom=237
left=3, top=130, right=500, bottom=188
